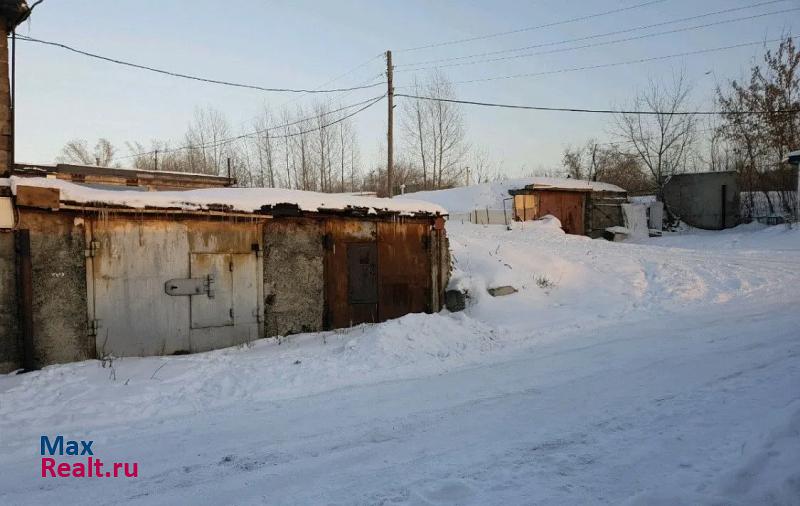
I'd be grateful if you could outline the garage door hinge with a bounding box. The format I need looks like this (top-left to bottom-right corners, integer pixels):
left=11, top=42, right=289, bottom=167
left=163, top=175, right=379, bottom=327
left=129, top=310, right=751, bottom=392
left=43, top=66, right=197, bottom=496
left=84, top=240, right=100, bottom=258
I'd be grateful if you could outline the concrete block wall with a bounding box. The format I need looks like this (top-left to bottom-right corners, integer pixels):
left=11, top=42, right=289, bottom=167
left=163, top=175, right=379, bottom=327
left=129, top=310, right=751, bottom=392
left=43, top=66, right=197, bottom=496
left=664, top=172, right=740, bottom=230
left=263, top=218, right=325, bottom=338
left=17, top=211, right=91, bottom=367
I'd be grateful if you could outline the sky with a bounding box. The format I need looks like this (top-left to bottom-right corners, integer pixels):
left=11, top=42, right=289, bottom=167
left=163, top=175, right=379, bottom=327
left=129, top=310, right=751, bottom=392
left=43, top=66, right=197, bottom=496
left=11, top=0, right=797, bottom=178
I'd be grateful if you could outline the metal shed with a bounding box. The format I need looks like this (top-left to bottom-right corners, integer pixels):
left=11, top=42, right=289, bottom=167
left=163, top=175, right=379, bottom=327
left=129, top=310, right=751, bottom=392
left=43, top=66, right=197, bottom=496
left=508, top=179, right=628, bottom=237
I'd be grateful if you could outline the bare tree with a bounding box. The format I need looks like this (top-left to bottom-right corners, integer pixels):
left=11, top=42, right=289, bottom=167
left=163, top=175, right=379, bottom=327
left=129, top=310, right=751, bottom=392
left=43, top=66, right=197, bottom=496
left=184, top=106, right=232, bottom=175
left=561, top=140, right=653, bottom=193
left=614, top=72, right=697, bottom=199
left=562, top=139, right=604, bottom=181
left=402, top=77, right=431, bottom=189
left=401, top=71, right=467, bottom=190
left=251, top=106, right=277, bottom=187
left=470, top=147, right=499, bottom=184
left=717, top=36, right=800, bottom=219
left=58, top=138, right=117, bottom=167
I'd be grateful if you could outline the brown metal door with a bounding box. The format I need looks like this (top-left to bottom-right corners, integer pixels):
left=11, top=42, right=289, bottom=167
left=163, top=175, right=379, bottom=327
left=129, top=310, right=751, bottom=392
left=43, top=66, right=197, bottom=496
left=536, top=191, right=585, bottom=235
left=347, top=243, right=378, bottom=304
left=324, top=219, right=378, bottom=329
left=560, top=192, right=585, bottom=235
left=537, top=191, right=562, bottom=221
left=378, top=221, right=431, bottom=321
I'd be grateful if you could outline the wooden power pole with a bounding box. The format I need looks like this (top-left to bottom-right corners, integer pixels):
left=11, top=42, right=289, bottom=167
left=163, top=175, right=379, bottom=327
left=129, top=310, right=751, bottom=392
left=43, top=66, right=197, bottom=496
left=386, top=50, right=394, bottom=197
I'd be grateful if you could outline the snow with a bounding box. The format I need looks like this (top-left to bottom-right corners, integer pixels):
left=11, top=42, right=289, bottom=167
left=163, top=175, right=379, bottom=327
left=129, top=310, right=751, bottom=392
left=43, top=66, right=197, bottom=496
left=1, top=220, right=799, bottom=504
left=398, top=177, right=624, bottom=213
left=8, top=176, right=446, bottom=217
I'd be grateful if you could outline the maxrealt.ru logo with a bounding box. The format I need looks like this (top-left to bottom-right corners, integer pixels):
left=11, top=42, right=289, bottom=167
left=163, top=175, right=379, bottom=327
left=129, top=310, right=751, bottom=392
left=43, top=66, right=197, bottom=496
left=40, top=435, right=138, bottom=478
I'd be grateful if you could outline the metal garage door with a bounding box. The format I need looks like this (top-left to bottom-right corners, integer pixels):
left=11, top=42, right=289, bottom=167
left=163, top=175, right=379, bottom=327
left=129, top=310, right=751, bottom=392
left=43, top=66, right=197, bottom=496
left=88, top=219, right=262, bottom=357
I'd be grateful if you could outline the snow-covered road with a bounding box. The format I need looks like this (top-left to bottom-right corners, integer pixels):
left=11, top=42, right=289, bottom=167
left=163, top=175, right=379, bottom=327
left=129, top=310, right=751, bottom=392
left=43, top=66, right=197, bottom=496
left=1, top=222, right=799, bottom=505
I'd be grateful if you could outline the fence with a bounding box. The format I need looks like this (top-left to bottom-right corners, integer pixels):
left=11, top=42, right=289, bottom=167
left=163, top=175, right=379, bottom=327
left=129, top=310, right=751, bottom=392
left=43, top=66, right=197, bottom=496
left=741, top=191, right=797, bottom=222
left=448, top=207, right=513, bottom=226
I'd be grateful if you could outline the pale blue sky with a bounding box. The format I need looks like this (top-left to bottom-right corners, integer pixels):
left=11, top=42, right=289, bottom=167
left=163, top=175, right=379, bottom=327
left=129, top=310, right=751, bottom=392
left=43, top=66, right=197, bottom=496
left=12, top=0, right=797, bottom=176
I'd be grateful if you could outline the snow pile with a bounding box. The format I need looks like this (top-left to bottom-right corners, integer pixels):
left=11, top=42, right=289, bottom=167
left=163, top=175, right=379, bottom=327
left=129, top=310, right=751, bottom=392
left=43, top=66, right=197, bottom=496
left=9, top=176, right=446, bottom=217
left=398, top=177, right=624, bottom=213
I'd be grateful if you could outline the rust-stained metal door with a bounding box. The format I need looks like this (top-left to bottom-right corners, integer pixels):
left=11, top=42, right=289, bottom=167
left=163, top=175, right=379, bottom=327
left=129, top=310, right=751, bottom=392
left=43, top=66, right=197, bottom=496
left=536, top=191, right=586, bottom=235
left=89, top=220, right=191, bottom=356
left=324, top=219, right=378, bottom=329
left=190, top=253, right=234, bottom=329
left=89, top=218, right=263, bottom=357
left=377, top=221, right=431, bottom=321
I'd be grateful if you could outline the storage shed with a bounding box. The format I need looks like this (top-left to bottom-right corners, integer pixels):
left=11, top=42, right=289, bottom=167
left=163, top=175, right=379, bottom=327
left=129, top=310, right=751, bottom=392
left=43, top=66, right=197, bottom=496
left=0, top=175, right=449, bottom=371
left=663, top=171, right=739, bottom=230
left=508, top=178, right=628, bottom=237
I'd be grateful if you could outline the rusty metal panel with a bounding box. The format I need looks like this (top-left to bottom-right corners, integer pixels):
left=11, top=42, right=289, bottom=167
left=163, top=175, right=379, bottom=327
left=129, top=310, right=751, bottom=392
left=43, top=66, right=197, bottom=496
left=190, top=253, right=234, bottom=329
left=347, top=243, right=378, bottom=304
left=536, top=191, right=585, bottom=235
left=560, top=192, right=585, bottom=235
left=377, top=221, right=431, bottom=321
left=324, top=218, right=377, bottom=329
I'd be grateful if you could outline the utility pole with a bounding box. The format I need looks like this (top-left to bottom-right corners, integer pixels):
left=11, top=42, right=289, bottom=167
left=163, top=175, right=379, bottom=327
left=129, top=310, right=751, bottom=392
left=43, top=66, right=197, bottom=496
left=386, top=50, right=394, bottom=198
left=154, top=150, right=159, bottom=171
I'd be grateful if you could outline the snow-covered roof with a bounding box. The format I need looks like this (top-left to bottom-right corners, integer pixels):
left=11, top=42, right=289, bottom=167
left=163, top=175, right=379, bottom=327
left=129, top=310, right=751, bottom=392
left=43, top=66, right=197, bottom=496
left=0, top=178, right=9, bottom=188
left=517, top=177, right=625, bottom=193
left=9, top=176, right=447, bottom=217
left=17, top=163, right=232, bottom=181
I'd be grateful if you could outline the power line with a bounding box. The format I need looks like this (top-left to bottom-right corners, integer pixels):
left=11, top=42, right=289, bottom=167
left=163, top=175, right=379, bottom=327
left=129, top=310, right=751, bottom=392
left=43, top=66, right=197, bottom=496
left=397, top=2, right=794, bottom=70
left=121, top=95, right=385, bottom=160
left=395, top=93, right=799, bottom=116
left=397, top=38, right=788, bottom=87
left=14, top=35, right=386, bottom=94
left=234, top=72, right=383, bottom=135
left=397, top=0, right=667, bottom=52
left=276, top=54, right=386, bottom=110
left=398, top=9, right=797, bottom=73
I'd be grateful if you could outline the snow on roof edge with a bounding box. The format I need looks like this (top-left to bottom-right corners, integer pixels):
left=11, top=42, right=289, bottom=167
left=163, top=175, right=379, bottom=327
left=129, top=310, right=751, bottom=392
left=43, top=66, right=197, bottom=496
left=519, top=177, right=625, bottom=193
left=9, top=176, right=447, bottom=217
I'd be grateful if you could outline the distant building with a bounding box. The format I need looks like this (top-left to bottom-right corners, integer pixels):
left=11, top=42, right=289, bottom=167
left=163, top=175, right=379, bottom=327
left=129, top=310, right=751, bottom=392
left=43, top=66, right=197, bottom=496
left=663, top=172, right=739, bottom=230
left=508, top=178, right=628, bottom=237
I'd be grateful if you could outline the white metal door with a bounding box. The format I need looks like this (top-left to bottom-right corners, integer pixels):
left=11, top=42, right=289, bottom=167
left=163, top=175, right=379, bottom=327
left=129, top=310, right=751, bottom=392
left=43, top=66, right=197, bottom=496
left=90, top=220, right=191, bottom=357
left=190, top=253, right=234, bottom=329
